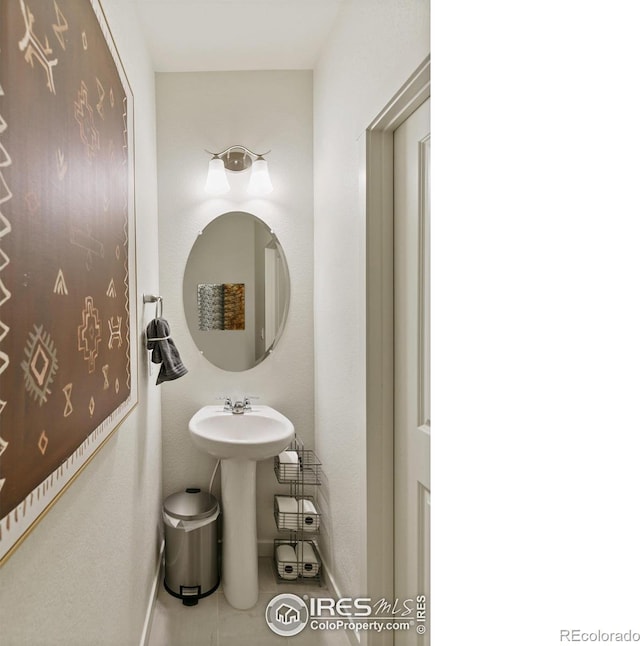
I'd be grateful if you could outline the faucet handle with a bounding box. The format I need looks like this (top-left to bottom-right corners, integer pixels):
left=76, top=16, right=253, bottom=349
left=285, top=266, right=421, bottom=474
left=242, top=395, right=259, bottom=410
left=215, top=394, right=233, bottom=411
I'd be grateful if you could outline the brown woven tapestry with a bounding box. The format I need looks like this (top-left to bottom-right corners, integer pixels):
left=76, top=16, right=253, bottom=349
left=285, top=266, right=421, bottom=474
left=0, top=0, right=137, bottom=562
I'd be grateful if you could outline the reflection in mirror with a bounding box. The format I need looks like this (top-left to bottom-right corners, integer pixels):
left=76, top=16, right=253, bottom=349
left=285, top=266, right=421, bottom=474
left=197, top=283, right=246, bottom=330
left=183, top=212, right=290, bottom=371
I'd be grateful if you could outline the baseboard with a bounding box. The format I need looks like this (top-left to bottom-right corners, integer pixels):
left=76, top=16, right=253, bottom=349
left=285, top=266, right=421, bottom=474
left=258, top=538, right=273, bottom=558
left=315, top=545, right=362, bottom=646
left=139, top=539, right=165, bottom=646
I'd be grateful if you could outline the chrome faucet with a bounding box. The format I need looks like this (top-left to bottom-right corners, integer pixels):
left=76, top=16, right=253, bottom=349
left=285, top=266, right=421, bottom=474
left=232, top=396, right=254, bottom=414
left=218, top=394, right=256, bottom=414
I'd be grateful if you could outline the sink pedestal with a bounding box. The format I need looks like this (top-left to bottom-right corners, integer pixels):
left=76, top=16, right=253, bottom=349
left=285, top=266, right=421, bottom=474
left=188, top=404, right=295, bottom=610
left=221, top=458, right=258, bottom=609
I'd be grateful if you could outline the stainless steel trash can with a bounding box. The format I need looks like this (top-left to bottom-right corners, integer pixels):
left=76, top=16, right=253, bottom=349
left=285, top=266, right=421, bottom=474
left=163, top=488, right=220, bottom=605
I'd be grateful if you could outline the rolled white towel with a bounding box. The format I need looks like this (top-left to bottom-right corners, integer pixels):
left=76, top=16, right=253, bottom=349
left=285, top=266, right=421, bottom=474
left=276, top=544, right=298, bottom=580
left=298, top=499, right=320, bottom=532
left=275, top=496, right=299, bottom=530
left=275, top=496, right=297, bottom=512
left=278, top=451, right=300, bottom=481
left=295, top=541, right=320, bottom=577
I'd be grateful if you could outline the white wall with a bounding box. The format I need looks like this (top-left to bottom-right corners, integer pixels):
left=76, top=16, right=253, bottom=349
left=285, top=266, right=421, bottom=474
left=0, top=1, right=162, bottom=645
left=155, top=71, right=314, bottom=547
left=313, top=0, right=429, bottom=601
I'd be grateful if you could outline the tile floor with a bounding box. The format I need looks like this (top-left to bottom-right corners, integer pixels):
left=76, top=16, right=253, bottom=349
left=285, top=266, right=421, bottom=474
left=148, top=557, right=351, bottom=646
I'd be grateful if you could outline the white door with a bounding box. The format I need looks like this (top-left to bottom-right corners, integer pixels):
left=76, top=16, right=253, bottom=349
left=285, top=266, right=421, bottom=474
left=394, top=98, right=430, bottom=646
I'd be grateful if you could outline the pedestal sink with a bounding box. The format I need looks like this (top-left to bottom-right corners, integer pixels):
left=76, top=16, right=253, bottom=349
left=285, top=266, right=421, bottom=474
left=188, top=405, right=294, bottom=609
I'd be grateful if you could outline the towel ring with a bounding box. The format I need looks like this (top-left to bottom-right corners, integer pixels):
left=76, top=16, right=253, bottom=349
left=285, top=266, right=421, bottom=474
left=146, top=332, right=171, bottom=342
left=143, top=293, right=163, bottom=318
left=143, top=294, right=170, bottom=341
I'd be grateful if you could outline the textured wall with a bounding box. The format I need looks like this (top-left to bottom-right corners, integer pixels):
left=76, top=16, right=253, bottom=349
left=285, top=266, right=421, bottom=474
left=0, top=0, right=163, bottom=643
left=313, top=0, right=429, bottom=602
left=155, top=71, right=314, bottom=547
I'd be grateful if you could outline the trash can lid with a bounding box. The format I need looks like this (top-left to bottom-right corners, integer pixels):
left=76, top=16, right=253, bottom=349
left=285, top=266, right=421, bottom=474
left=163, top=488, right=219, bottom=521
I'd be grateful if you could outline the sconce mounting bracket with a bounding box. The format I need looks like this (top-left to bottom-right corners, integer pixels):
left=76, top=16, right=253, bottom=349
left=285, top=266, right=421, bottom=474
left=205, top=145, right=270, bottom=173
left=222, top=151, right=253, bottom=172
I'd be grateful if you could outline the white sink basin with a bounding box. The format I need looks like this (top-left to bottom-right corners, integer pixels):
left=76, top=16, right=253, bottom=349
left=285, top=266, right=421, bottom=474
left=188, top=404, right=294, bottom=461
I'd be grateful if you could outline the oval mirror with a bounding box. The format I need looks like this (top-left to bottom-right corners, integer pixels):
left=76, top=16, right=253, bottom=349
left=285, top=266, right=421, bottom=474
left=183, top=211, right=290, bottom=371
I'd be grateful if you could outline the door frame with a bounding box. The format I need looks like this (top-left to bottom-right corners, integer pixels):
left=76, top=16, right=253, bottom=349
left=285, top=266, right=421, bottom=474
left=364, top=56, right=430, bottom=646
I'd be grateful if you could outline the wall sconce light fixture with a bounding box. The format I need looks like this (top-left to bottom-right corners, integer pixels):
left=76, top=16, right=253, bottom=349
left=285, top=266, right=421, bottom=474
left=205, top=145, right=273, bottom=196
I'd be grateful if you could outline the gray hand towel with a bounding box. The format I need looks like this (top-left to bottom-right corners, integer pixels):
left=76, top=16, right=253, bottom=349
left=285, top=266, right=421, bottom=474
left=146, top=317, right=188, bottom=384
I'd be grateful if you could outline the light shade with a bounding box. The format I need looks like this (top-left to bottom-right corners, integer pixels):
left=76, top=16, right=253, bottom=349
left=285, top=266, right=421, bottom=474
left=205, top=157, right=230, bottom=195
left=248, top=158, right=273, bottom=195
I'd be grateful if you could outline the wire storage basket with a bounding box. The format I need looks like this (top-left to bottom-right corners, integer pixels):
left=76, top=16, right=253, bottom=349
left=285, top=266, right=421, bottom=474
left=274, top=495, right=321, bottom=533
left=272, top=436, right=323, bottom=584
left=273, top=449, right=322, bottom=486
left=273, top=539, right=322, bottom=583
